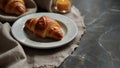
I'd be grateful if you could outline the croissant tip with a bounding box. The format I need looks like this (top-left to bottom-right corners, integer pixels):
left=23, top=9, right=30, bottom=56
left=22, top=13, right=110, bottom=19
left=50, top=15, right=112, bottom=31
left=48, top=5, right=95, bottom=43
left=16, top=6, right=26, bottom=15
left=54, top=32, right=64, bottom=41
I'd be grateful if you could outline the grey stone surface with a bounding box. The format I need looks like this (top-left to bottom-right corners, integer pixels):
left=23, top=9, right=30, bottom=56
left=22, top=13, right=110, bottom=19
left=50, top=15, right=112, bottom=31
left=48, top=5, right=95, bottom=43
left=60, top=0, right=120, bottom=68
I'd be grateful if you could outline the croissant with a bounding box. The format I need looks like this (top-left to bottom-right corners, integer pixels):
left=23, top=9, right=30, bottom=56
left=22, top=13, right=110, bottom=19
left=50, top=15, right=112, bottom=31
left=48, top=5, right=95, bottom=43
left=0, top=0, right=26, bottom=15
left=25, top=16, right=64, bottom=40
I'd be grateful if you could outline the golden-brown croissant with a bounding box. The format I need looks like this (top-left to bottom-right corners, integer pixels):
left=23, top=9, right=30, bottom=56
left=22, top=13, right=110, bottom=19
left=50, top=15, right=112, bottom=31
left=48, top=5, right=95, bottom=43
left=25, top=16, right=64, bottom=40
left=0, top=0, right=26, bottom=15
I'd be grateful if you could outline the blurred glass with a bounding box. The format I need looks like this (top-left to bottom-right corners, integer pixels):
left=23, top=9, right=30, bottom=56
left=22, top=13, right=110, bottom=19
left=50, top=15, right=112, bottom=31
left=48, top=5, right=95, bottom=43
left=53, top=0, right=72, bottom=14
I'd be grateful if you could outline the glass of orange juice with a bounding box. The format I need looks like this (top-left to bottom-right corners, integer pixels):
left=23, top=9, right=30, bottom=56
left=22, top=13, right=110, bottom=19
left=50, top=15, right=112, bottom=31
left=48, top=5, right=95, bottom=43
left=53, top=0, right=72, bottom=14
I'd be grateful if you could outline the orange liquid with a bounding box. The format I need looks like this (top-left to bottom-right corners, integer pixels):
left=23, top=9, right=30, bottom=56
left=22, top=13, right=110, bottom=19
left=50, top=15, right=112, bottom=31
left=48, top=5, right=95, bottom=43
left=56, top=0, right=71, bottom=13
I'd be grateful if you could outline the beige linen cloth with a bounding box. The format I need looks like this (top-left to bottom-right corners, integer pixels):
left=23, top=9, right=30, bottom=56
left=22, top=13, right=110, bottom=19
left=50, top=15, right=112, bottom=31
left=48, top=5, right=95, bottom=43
left=0, top=0, right=86, bottom=68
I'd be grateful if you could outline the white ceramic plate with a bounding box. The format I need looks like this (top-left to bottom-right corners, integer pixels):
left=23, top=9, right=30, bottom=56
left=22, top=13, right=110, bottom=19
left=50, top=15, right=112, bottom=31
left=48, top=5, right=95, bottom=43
left=11, top=13, right=78, bottom=49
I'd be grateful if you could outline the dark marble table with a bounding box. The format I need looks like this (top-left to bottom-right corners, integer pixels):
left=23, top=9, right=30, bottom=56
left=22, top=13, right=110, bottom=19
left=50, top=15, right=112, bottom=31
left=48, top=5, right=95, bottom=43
left=60, top=0, right=120, bottom=68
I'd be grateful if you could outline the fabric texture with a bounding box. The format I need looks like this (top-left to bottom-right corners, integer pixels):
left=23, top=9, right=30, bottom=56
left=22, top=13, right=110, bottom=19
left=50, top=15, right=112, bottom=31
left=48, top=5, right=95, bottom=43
left=0, top=0, right=37, bottom=22
left=0, top=0, right=86, bottom=68
left=0, top=23, right=30, bottom=68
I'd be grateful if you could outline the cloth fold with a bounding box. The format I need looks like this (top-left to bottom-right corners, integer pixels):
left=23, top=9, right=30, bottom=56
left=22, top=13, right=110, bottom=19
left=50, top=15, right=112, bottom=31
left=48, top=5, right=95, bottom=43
left=0, top=23, right=30, bottom=68
left=0, top=0, right=37, bottom=22
left=0, top=0, right=86, bottom=68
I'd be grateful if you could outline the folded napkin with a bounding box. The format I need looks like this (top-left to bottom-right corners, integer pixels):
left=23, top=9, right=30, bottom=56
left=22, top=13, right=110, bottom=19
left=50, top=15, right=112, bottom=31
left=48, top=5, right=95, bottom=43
left=0, top=0, right=37, bottom=23
left=0, top=0, right=86, bottom=68
left=0, top=23, right=30, bottom=68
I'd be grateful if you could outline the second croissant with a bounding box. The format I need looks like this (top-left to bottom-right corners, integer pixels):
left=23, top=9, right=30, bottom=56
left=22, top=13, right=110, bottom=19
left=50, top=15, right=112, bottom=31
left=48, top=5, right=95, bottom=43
left=0, top=0, right=26, bottom=15
left=25, top=16, right=64, bottom=41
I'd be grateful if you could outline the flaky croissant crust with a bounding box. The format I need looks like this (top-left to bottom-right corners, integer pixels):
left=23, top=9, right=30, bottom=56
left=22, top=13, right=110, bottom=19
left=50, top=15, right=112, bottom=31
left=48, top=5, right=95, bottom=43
left=25, top=16, right=64, bottom=40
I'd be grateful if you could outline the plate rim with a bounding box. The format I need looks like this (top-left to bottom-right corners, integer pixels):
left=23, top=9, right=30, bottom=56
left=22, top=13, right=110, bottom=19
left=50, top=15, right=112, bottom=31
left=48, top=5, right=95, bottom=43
left=11, top=13, right=78, bottom=49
